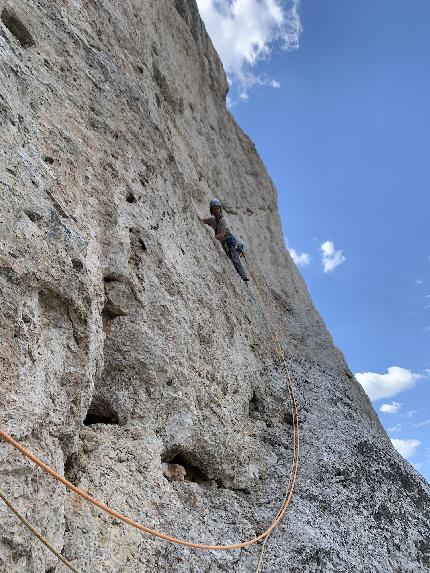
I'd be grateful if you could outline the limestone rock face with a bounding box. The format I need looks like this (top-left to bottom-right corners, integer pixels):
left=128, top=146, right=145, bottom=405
left=0, top=1, right=429, bottom=572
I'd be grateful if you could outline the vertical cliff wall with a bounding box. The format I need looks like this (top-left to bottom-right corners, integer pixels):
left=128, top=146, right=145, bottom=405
left=0, top=1, right=429, bottom=572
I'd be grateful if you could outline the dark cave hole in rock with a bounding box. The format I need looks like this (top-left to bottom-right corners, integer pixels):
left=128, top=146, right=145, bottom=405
left=25, top=210, right=42, bottom=223
left=71, top=258, right=83, bottom=271
left=249, top=392, right=258, bottom=411
left=104, top=275, right=117, bottom=283
left=162, top=451, right=210, bottom=484
left=249, top=391, right=262, bottom=417
left=1, top=9, right=35, bottom=47
left=102, top=303, right=126, bottom=321
left=84, top=397, right=120, bottom=426
left=43, top=156, right=54, bottom=165
left=126, top=191, right=137, bottom=203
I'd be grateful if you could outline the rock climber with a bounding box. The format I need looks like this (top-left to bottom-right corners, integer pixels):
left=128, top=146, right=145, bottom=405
left=201, top=199, right=250, bottom=282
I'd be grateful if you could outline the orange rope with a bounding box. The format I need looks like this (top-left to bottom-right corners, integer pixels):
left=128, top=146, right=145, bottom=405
left=0, top=257, right=300, bottom=552
left=244, top=253, right=300, bottom=570
left=0, top=403, right=298, bottom=550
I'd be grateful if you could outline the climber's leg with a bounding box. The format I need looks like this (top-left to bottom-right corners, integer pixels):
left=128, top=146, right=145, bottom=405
left=228, top=245, right=249, bottom=281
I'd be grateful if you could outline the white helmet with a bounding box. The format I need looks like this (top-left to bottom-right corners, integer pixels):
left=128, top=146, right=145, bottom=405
left=209, top=198, right=222, bottom=208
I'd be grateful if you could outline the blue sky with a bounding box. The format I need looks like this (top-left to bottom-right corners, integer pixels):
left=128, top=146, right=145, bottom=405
left=197, top=0, right=430, bottom=481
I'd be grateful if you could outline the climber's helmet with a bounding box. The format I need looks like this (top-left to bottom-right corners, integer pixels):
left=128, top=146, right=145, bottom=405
left=209, top=198, right=222, bottom=216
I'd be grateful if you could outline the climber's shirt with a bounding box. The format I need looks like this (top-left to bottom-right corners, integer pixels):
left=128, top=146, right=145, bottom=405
left=206, top=214, right=234, bottom=242
left=203, top=212, right=249, bottom=281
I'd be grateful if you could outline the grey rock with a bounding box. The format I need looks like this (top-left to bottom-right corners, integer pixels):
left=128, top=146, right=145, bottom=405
left=0, top=1, right=428, bottom=572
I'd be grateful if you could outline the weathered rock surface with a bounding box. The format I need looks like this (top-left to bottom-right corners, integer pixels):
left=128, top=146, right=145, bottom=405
left=0, top=1, right=429, bottom=572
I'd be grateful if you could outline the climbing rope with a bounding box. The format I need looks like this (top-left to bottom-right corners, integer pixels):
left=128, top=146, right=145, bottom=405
left=0, top=401, right=298, bottom=551
left=0, top=250, right=300, bottom=565
left=255, top=536, right=269, bottom=573
left=243, top=252, right=301, bottom=572
left=0, top=488, right=81, bottom=573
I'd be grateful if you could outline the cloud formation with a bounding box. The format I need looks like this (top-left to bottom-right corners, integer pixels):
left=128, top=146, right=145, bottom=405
left=415, top=418, right=430, bottom=427
left=356, top=366, right=423, bottom=401
left=391, top=438, right=420, bottom=459
left=289, top=248, right=311, bottom=267
left=388, top=424, right=402, bottom=432
left=320, top=240, right=346, bottom=273
left=380, top=402, right=402, bottom=414
left=196, top=0, right=301, bottom=99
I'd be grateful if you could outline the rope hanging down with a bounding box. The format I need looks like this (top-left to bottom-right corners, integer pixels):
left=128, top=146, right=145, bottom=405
left=0, top=376, right=298, bottom=552
left=0, top=488, right=81, bottom=573
left=244, top=252, right=300, bottom=571
left=0, top=398, right=298, bottom=551
left=0, top=256, right=300, bottom=555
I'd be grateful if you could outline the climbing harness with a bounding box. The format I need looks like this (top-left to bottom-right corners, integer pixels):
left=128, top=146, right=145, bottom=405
left=222, top=235, right=245, bottom=255
left=0, top=253, right=300, bottom=570
left=236, top=241, right=245, bottom=255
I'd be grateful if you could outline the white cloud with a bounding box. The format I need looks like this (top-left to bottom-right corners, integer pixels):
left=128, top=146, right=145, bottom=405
left=320, top=240, right=346, bottom=273
left=415, top=418, right=430, bottom=427
left=415, top=279, right=424, bottom=285
left=270, top=79, right=281, bottom=88
left=196, top=0, right=301, bottom=99
left=356, top=366, right=423, bottom=401
left=285, top=238, right=310, bottom=267
left=388, top=424, right=402, bottom=432
left=380, top=402, right=402, bottom=414
left=391, top=438, right=420, bottom=459
left=289, top=248, right=311, bottom=267
left=407, top=410, right=418, bottom=418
